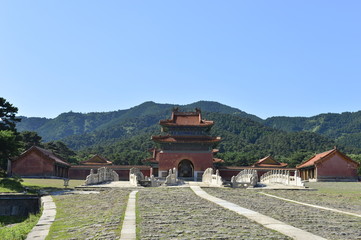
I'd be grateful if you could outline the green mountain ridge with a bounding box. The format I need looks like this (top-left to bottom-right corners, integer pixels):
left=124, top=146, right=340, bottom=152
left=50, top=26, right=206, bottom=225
left=264, top=111, right=361, bottom=149
left=16, top=101, right=261, bottom=142
left=73, top=112, right=340, bottom=167
left=15, top=101, right=361, bottom=167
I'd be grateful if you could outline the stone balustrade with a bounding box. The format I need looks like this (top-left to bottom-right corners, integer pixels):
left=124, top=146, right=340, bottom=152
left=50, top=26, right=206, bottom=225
left=85, top=167, right=119, bottom=185
left=129, top=167, right=144, bottom=186
left=144, top=175, right=161, bottom=187
left=231, top=169, right=258, bottom=188
left=202, top=168, right=223, bottom=187
left=260, top=170, right=304, bottom=187
left=164, top=168, right=179, bottom=185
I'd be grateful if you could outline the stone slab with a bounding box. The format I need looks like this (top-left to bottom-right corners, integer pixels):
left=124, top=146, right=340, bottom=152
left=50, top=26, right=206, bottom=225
left=119, top=190, right=138, bottom=240
left=25, top=196, right=56, bottom=240
left=261, top=192, right=361, bottom=218
left=190, top=186, right=326, bottom=240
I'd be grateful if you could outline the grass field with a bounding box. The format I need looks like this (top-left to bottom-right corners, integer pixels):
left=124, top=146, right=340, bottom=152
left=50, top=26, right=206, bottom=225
left=22, top=178, right=85, bottom=191
left=0, top=213, right=40, bottom=240
left=0, top=178, right=85, bottom=193
left=0, top=178, right=24, bottom=193
left=0, top=178, right=85, bottom=239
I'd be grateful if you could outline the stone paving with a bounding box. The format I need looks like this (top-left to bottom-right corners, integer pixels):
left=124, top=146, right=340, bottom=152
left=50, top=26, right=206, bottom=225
left=119, top=190, right=138, bottom=240
left=205, top=188, right=361, bottom=240
left=138, top=187, right=290, bottom=239
left=191, top=186, right=325, bottom=240
left=261, top=192, right=361, bottom=218
left=263, top=188, right=361, bottom=215
left=25, top=196, right=56, bottom=240
left=30, top=182, right=361, bottom=240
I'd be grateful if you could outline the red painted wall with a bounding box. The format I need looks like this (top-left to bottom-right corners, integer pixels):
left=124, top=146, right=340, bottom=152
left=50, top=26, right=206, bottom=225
left=12, top=152, right=54, bottom=177
left=317, top=154, right=358, bottom=179
left=156, top=152, right=214, bottom=171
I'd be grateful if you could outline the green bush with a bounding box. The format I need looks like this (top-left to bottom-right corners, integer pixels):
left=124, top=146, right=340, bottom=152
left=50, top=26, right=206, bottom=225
left=0, top=178, right=24, bottom=193
left=0, top=213, right=40, bottom=240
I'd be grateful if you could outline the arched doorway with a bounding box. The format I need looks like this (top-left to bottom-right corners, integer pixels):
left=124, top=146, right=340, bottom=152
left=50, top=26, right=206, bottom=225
left=178, top=159, right=194, bottom=178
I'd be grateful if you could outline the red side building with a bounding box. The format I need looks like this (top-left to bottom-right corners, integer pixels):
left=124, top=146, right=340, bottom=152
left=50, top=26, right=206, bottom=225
left=10, top=146, right=70, bottom=178
left=297, top=148, right=359, bottom=182
left=146, top=108, right=222, bottom=180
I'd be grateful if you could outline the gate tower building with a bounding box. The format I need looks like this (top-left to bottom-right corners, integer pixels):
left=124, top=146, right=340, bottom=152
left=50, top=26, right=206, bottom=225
left=147, top=108, right=222, bottom=180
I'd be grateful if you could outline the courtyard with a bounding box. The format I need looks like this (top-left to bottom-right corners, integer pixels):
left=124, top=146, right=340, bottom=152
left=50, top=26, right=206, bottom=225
left=19, top=181, right=360, bottom=240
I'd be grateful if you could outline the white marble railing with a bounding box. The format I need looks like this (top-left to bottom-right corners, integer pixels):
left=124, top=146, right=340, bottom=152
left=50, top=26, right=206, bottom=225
left=260, top=170, right=304, bottom=187
left=129, top=167, right=144, bottom=186
left=202, top=168, right=223, bottom=187
left=164, top=168, right=178, bottom=185
left=85, top=167, right=119, bottom=185
left=231, top=169, right=258, bottom=188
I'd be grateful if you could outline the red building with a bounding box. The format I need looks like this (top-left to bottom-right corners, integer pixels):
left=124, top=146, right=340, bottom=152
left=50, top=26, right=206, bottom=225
left=10, top=146, right=70, bottom=178
left=297, top=148, right=359, bottom=181
left=146, top=108, right=222, bottom=180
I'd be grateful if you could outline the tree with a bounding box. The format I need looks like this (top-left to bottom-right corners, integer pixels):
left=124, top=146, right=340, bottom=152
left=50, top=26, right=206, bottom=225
left=43, top=141, right=76, bottom=161
left=0, top=98, right=22, bottom=172
left=0, top=130, right=22, bottom=170
left=20, top=131, right=43, bottom=150
left=0, top=97, right=21, bottom=131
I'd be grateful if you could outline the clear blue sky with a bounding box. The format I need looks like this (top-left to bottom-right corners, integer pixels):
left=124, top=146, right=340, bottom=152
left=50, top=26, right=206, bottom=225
left=1, top=1, right=360, bottom=119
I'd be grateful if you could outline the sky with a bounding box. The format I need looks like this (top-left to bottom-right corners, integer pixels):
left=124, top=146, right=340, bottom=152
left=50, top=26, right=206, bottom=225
left=1, top=1, right=361, bottom=119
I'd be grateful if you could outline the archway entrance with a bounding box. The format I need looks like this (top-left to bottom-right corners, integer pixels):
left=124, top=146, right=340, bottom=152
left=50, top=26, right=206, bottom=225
left=178, top=160, right=194, bottom=178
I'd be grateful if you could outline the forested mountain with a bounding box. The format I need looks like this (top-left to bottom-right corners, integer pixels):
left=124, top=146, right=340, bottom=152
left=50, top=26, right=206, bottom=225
left=15, top=101, right=361, bottom=167
left=72, top=112, right=340, bottom=167
left=264, top=111, right=361, bottom=149
left=16, top=101, right=260, bottom=142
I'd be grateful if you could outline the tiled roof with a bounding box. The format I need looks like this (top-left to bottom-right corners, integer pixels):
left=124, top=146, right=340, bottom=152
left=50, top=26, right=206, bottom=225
left=152, top=135, right=221, bottom=143
left=297, top=149, right=336, bottom=168
left=252, top=155, right=288, bottom=167
left=218, top=166, right=297, bottom=171
left=213, top=158, right=224, bottom=163
left=159, top=109, right=213, bottom=127
left=16, top=146, right=70, bottom=167
left=34, top=146, right=70, bottom=166
left=143, top=157, right=158, bottom=163
left=80, top=154, right=112, bottom=165
left=297, top=148, right=359, bottom=169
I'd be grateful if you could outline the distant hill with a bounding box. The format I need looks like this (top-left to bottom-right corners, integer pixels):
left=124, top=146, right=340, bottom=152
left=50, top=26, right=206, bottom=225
left=15, top=101, right=361, bottom=167
left=264, top=111, right=361, bottom=149
left=73, top=112, right=339, bottom=167
left=16, top=101, right=261, bottom=142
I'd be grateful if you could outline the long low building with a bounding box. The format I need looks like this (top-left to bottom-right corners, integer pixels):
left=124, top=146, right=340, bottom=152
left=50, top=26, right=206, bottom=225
left=10, top=147, right=151, bottom=180
left=297, top=148, right=359, bottom=182
left=11, top=146, right=70, bottom=178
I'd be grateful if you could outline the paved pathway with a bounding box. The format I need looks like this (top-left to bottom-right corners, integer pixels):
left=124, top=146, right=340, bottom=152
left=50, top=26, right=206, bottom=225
left=119, top=190, right=138, bottom=240
left=261, top=192, right=361, bottom=218
left=190, top=186, right=326, bottom=240
left=26, top=196, right=56, bottom=240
